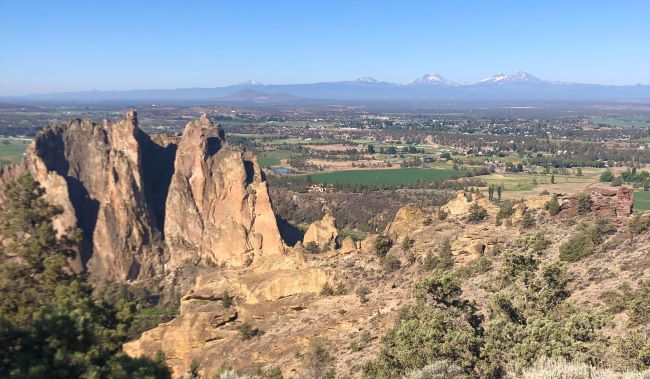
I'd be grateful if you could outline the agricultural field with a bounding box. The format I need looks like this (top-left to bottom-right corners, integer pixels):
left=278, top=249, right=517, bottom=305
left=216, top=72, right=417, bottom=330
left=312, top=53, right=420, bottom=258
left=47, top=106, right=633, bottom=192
left=481, top=170, right=600, bottom=199
left=257, top=149, right=297, bottom=167
left=633, top=190, right=650, bottom=211
left=590, top=116, right=650, bottom=128
left=306, top=167, right=462, bottom=186
left=0, top=137, right=30, bottom=167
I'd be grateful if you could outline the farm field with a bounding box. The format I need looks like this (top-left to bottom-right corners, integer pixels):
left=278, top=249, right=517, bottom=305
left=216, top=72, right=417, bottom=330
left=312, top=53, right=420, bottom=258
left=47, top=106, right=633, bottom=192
left=0, top=138, right=30, bottom=167
left=633, top=191, right=650, bottom=211
left=590, top=116, right=650, bottom=128
left=257, top=149, right=297, bottom=167
left=306, top=167, right=462, bottom=186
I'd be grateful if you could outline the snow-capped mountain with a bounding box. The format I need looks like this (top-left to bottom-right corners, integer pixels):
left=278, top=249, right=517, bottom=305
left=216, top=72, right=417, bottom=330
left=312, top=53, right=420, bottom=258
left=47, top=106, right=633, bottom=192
left=477, top=71, right=544, bottom=85
left=409, top=73, right=457, bottom=86
left=356, top=76, right=379, bottom=83
left=13, top=71, right=650, bottom=103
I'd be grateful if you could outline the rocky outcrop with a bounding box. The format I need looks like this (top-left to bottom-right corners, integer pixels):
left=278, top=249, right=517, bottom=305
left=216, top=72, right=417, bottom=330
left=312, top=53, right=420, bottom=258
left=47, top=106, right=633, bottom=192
left=164, top=114, right=284, bottom=269
left=384, top=203, right=427, bottom=240
left=339, top=236, right=358, bottom=254
left=21, top=111, right=164, bottom=281
left=1, top=111, right=285, bottom=282
left=441, top=190, right=497, bottom=217
left=303, top=213, right=338, bottom=249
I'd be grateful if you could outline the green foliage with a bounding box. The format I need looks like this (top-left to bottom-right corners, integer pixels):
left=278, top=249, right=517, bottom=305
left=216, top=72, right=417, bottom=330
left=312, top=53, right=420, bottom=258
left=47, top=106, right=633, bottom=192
left=262, top=366, right=283, bottom=379
left=437, top=208, right=448, bottom=221
left=382, top=254, right=402, bottom=272
left=302, top=338, right=335, bottom=379
left=422, top=239, right=454, bottom=271
left=363, top=271, right=483, bottom=378
left=545, top=194, right=561, bottom=216
left=559, top=233, right=594, bottom=262
left=304, top=241, right=321, bottom=254
left=521, top=211, right=536, bottom=229
left=600, top=170, right=614, bottom=182
left=320, top=282, right=335, bottom=296
left=601, top=281, right=650, bottom=326
left=559, top=220, right=616, bottom=262
left=237, top=323, right=264, bottom=340
left=222, top=291, right=235, bottom=308
left=0, top=174, right=171, bottom=378
left=495, top=203, right=514, bottom=225
left=576, top=193, right=593, bottom=214
left=356, top=286, right=370, bottom=304
left=401, top=236, right=415, bottom=251
left=467, top=203, right=488, bottom=223
left=374, top=235, right=393, bottom=257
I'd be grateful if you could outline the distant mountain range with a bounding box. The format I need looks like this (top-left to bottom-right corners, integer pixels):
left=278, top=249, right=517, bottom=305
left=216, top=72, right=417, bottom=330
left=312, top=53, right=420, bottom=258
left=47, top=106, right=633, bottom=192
left=5, top=72, right=650, bottom=104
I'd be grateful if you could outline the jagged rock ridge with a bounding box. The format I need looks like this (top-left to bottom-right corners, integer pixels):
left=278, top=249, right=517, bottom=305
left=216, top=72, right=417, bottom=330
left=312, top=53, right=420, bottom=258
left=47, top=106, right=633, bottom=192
left=2, top=111, right=284, bottom=282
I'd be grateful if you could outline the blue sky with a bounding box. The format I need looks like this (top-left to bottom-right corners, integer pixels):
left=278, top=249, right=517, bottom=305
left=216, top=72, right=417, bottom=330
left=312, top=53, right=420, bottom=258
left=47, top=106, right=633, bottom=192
left=1, top=0, right=649, bottom=95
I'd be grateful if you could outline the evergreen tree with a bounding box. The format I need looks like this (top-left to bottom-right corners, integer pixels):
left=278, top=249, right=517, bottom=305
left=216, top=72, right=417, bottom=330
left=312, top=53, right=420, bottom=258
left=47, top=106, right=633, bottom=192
left=0, top=174, right=171, bottom=379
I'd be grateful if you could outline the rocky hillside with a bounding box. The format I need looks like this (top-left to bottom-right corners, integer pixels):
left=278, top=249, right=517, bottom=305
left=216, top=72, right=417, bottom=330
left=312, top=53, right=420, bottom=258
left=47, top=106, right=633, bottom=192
left=123, top=187, right=648, bottom=378
left=0, top=111, right=284, bottom=284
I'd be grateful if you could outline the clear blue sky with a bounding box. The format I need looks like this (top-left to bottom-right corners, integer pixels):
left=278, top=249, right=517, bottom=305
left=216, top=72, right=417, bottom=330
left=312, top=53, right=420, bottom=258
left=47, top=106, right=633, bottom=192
left=1, top=0, right=649, bottom=95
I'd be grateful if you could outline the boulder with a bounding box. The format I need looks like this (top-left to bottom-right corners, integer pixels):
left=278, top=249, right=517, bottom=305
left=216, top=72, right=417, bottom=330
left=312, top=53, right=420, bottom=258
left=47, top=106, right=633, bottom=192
left=339, top=236, right=357, bottom=254
left=303, top=213, right=338, bottom=249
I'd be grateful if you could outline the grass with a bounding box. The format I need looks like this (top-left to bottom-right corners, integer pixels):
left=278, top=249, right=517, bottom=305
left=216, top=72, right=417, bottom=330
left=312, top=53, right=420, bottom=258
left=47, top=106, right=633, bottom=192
left=590, top=116, right=650, bottom=129
left=257, top=149, right=297, bottom=167
left=0, top=138, right=30, bottom=167
left=633, top=190, right=650, bottom=211
left=305, top=167, right=462, bottom=186
left=482, top=173, right=593, bottom=192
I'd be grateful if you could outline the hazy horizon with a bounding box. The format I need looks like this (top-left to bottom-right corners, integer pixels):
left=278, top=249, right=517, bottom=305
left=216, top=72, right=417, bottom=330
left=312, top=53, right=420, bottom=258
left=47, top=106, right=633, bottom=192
left=1, top=0, right=649, bottom=96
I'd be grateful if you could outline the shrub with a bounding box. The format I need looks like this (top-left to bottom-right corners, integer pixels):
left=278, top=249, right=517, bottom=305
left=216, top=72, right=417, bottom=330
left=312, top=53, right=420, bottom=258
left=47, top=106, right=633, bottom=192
left=423, top=216, right=433, bottom=226
left=302, top=338, right=335, bottom=379
left=521, top=211, right=536, bottom=229
left=519, top=358, right=649, bottom=379
left=600, top=170, right=614, bottom=182
left=545, top=195, right=561, bottom=216
left=237, top=323, right=264, bottom=340
left=467, top=203, right=488, bottom=223
left=320, top=283, right=334, bottom=296
left=437, top=208, right=449, bottom=221
left=401, top=236, right=415, bottom=251
left=403, top=361, right=466, bottom=379
left=304, top=241, right=321, bottom=254
left=611, top=176, right=623, bottom=187
left=559, top=233, right=594, bottom=262
left=495, top=203, right=514, bottom=225
left=374, top=235, right=393, bottom=257
left=262, top=367, right=283, bottom=379
left=356, top=286, right=370, bottom=303
left=382, top=255, right=402, bottom=272
left=334, top=282, right=348, bottom=296
left=576, top=193, right=593, bottom=214
left=221, top=291, right=235, bottom=308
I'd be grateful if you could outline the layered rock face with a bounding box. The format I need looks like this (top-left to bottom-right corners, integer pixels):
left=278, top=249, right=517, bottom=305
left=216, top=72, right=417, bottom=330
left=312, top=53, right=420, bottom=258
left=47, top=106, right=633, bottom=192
left=164, top=115, right=284, bottom=269
left=23, top=111, right=163, bottom=280
left=2, top=111, right=284, bottom=282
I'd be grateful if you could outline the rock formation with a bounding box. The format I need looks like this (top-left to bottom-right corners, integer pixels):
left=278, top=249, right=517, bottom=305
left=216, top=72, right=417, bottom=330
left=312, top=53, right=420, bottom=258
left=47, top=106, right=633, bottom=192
left=303, top=213, right=338, bottom=249
left=0, top=111, right=284, bottom=282
left=164, top=114, right=284, bottom=269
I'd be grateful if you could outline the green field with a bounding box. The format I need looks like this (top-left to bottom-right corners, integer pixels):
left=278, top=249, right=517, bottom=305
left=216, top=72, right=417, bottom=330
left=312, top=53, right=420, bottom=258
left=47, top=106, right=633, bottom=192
left=257, top=149, right=297, bottom=167
left=634, top=191, right=650, bottom=211
left=590, top=116, right=650, bottom=129
left=0, top=138, right=30, bottom=167
left=306, top=167, right=461, bottom=186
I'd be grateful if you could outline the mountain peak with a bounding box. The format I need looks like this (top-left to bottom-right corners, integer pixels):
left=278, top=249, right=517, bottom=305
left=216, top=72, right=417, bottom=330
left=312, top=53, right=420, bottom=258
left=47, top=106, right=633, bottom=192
left=410, top=73, right=455, bottom=86
left=478, top=71, right=543, bottom=85
left=356, top=76, right=378, bottom=83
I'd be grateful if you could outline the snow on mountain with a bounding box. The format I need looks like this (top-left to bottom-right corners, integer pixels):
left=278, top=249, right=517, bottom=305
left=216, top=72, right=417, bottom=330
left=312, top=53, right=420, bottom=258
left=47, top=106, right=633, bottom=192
left=409, top=73, right=457, bottom=86
left=477, top=71, right=544, bottom=85
left=356, top=76, right=379, bottom=83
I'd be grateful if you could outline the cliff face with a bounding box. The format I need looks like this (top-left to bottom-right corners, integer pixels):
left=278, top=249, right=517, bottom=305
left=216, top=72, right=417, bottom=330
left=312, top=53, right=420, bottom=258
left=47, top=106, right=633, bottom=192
left=164, top=114, right=284, bottom=269
left=3, top=111, right=284, bottom=282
